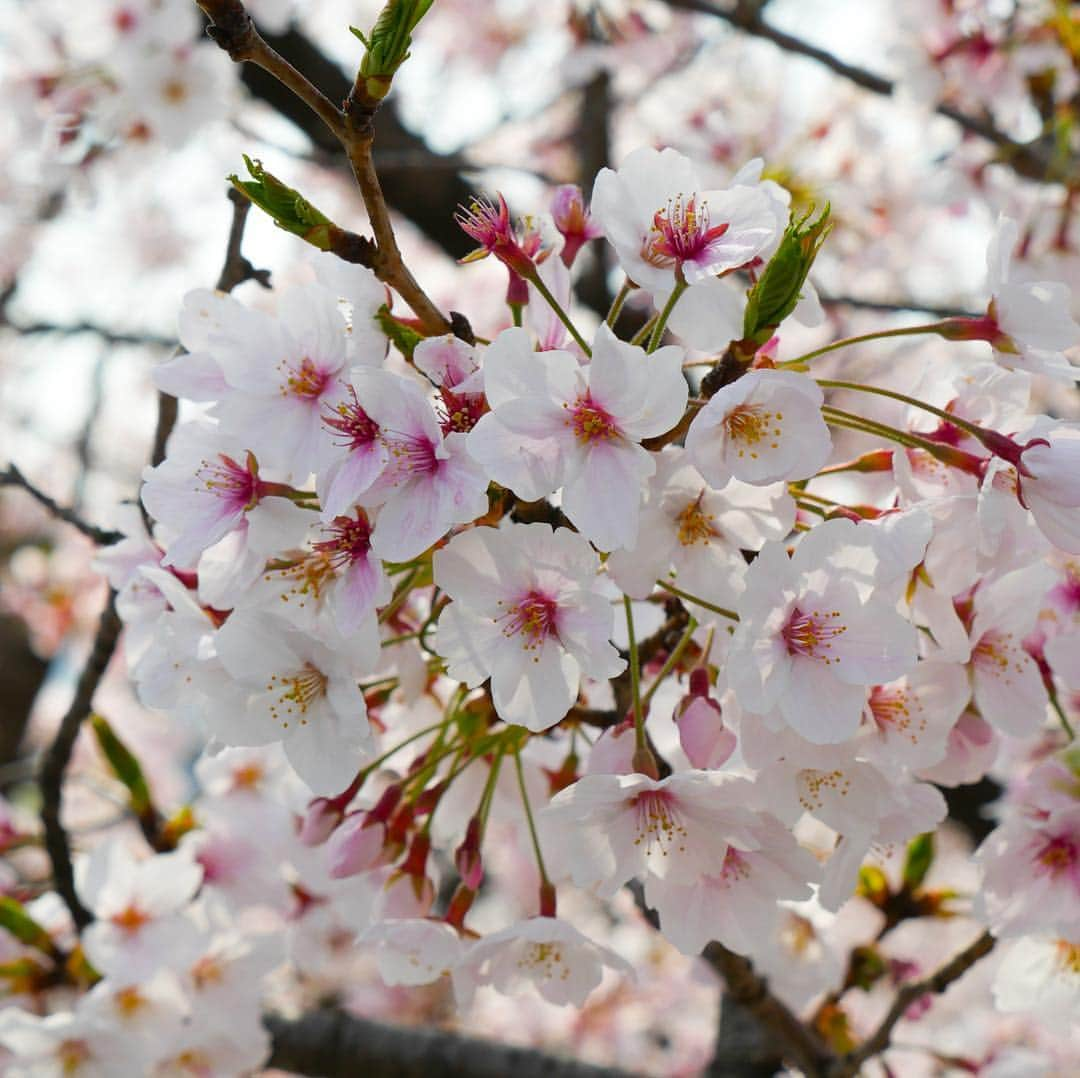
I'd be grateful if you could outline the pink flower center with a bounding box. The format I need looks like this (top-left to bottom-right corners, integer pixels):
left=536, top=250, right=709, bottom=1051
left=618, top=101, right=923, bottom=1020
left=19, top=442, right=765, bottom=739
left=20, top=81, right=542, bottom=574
left=437, top=386, right=486, bottom=434
left=195, top=452, right=260, bottom=512
left=630, top=790, right=688, bottom=857
left=675, top=493, right=718, bottom=546
left=566, top=393, right=621, bottom=445
left=643, top=194, right=730, bottom=270
left=719, top=846, right=750, bottom=884
left=723, top=404, right=782, bottom=460
left=279, top=356, right=331, bottom=401
left=383, top=428, right=440, bottom=477
left=497, top=590, right=560, bottom=654
left=324, top=387, right=380, bottom=451
left=111, top=903, right=150, bottom=935
left=1035, top=834, right=1079, bottom=880
left=313, top=512, right=374, bottom=568
left=268, top=663, right=329, bottom=728
left=867, top=686, right=926, bottom=744
left=783, top=607, right=847, bottom=662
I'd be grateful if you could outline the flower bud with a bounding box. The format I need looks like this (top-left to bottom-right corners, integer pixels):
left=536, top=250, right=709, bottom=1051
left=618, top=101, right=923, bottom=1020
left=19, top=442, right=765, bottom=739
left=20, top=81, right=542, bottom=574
left=551, top=185, right=600, bottom=268
left=675, top=674, right=736, bottom=770
left=326, top=813, right=387, bottom=878
left=299, top=797, right=343, bottom=847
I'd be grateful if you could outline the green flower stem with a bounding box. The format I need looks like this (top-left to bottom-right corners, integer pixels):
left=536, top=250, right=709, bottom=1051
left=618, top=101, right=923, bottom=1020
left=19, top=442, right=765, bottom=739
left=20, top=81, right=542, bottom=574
left=656, top=580, right=739, bottom=622
left=514, top=747, right=552, bottom=887
left=647, top=279, right=688, bottom=353
left=606, top=279, right=634, bottom=327
left=641, top=616, right=698, bottom=709
left=623, top=595, right=646, bottom=754
left=527, top=271, right=591, bottom=356
left=778, top=323, right=950, bottom=369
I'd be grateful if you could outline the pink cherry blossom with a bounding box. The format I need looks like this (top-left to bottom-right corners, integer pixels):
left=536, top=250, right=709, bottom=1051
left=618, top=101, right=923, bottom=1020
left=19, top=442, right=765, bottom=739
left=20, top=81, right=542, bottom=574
left=432, top=523, right=624, bottom=730
left=467, top=325, right=687, bottom=551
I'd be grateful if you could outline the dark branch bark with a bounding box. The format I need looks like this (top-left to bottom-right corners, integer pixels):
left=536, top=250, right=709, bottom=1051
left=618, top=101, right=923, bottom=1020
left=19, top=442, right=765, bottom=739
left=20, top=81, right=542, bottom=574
left=265, top=1009, right=638, bottom=1078
left=703, top=942, right=833, bottom=1078
left=232, top=24, right=476, bottom=260
left=0, top=465, right=123, bottom=546
left=39, top=593, right=122, bottom=930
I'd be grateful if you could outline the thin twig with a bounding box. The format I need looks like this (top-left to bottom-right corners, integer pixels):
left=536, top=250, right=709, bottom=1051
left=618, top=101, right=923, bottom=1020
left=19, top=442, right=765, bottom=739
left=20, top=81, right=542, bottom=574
left=827, top=930, right=996, bottom=1077
left=1, top=322, right=174, bottom=348
left=39, top=594, right=122, bottom=930
left=0, top=464, right=123, bottom=545
left=198, top=0, right=452, bottom=335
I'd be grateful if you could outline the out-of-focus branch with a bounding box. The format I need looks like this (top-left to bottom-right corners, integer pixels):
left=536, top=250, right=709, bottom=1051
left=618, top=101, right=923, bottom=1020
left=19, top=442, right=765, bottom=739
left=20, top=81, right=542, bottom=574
left=663, top=0, right=1062, bottom=182
left=38, top=594, right=122, bottom=930
left=196, top=0, right=452, bottom=335
left=0, top=465, right=123, bottom=546
left=0, top=322, right=174, bottom=348
left=827, top=930, right=996, bottom=1077
left=265, top=1008, right=638, bottom=1078
left=150, top=187, right=270, bottom=468
left=818, top=292, right=982, bottom=321
left=702, top=942, right=834, bottom=1078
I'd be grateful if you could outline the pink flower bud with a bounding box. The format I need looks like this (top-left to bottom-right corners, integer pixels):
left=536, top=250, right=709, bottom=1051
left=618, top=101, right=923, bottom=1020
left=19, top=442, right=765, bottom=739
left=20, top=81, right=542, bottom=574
left=550, top=184, right=601, bottom=268
left=326, top=813, right=387, bottom=878
left=298, top=797, right=343, bottom=846
left=676, top=696, right=736, bottom=770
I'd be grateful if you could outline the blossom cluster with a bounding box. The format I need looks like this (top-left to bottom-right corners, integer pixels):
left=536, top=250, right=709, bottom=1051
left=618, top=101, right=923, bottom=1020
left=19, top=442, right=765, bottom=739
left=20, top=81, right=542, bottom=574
left=5, top=134, right=1079, bottom=1074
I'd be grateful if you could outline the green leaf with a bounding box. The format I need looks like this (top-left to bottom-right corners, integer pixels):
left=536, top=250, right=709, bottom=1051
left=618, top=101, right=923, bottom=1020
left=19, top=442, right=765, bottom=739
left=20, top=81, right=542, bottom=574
left=742, top=204, right=831, bottom=345
left=0, top=897, right=54, bottom=954
left=856, top=864, right=888, bottom=904
left=90, top=713, right=152, bottom=818
left=902, top=832, right=936, bottom=891
left=229, top=156, right=338, bottom=249
left=376, top=305, right=422, bottom=359
left=355, top=0, right=435, bottom=99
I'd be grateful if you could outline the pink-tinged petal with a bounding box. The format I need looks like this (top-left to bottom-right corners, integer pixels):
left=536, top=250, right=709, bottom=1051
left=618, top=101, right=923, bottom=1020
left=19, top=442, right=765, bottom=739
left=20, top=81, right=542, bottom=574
left=481, top=327, right=581, bottom=409
left=779, top=659, right=867, bottom=743
left=490, top=636, right=579, bottom=731
left=154, top=349, right=228, bottom=401
left=972, top=633, right=1048, bottom=737
left=467, top=406, right=570, bottom=501
left=334, top=555, right=388, bottom=635
left=319, top=441, right=388, bottom=520
left=283, top=714, right=371, bottom=795
left=561, top=440, right=654, bottom=551
left=432, top=604, right=506, bottom=688
left=433, top=526, right=509, bottom=611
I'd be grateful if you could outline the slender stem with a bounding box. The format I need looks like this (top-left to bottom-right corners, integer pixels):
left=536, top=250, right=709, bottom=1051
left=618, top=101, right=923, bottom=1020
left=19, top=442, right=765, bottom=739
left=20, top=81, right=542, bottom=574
left=816, top=379, right=993, bottom=444
left=796, top=499, right=828, bottom=517
left=1049, top=690, right=1076, bottom=741
left=830, top=931, right=995, bottom=1076
left=642, top=616, right=698, bottom=708
left=778, top=323, right=948, bottom=369
left=647, top=279, right=688, bottom=352
left=605, top=279, right=634, bottom=327
left=656, top=580, right=740, bottom=622
left=822, top=406, right=979, bottom=463
left=377, top=565, right=421, bottom=624
left=510, top=302, right=523, bottom=328
left=357, top=719, right=450, bottom=782
left=476, top=745, right=506, bottom=830
left=527, top=271, right=591, bottom=356
left=1, top=465, right=122, bottom=545
left=629, top=313, right=658, bottom=348
left=623, top=596, right=646, bottom=753
left=513, top=747, right=551, bottom=887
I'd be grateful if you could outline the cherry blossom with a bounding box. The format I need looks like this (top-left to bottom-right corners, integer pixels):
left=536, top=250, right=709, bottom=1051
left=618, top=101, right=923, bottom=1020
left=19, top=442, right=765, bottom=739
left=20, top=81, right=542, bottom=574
left=685, top=370, right=832, bottom=488
left=432, top=523, right=624, bottom=730
left=467, top=325, right=687, bottom=551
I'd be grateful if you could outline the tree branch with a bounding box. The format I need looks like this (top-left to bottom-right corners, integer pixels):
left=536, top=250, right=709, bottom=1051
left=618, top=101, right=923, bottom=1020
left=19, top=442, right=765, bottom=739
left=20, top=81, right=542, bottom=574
left=702, top=942, right=834, bottom=1078
left=664, top=0, right=1060, bottom=182
left=0, top=464, right=123, bottom=546
left=38, top=593, right=122, bottom=930
left=197, top=0, right=452, bottom=335
left=827, top=930, right=996, bottom=1077
left=265, top=1008, right=638, bottom=1078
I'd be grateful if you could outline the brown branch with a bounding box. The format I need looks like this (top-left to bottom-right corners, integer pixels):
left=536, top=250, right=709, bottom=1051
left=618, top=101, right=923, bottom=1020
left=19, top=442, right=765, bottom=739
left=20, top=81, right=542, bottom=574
left=197, top=0, right=452, bottom=335
left=0, top=322, right=174, bottom=348
left=664, top=0, right=1061, bottom=182
left=703, top=942, right=834, bottom=1078
left=150, top=187, right=270, bottom=468
left=39, top=594, right=122, bottom=930
left=265, top=1008, right=638, bottom=1078
left=0, top=464, right=123, bottom=546
left=827, top=930, right=996, bottom=1077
